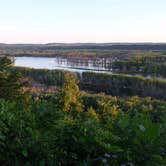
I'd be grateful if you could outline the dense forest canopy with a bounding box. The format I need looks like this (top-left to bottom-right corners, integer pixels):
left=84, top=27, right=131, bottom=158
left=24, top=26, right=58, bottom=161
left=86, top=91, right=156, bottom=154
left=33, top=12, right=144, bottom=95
left=0, top=55, right=166, bottom=165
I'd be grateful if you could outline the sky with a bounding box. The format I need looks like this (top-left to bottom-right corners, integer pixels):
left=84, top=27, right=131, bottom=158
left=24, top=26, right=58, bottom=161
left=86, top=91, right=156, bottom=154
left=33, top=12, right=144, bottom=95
left=0, top=0, right=166, bottom=43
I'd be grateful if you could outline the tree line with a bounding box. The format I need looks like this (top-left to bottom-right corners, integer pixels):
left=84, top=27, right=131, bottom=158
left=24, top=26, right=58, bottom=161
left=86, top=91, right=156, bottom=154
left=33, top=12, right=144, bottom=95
left=11, top=66, right=166, bottom=100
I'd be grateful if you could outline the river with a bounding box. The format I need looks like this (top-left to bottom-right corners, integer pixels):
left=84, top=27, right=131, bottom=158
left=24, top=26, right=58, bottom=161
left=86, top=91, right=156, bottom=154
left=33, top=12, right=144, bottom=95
left=14, top=56, right=166, bottom=82
left=14, top=56, right=112, bottom=73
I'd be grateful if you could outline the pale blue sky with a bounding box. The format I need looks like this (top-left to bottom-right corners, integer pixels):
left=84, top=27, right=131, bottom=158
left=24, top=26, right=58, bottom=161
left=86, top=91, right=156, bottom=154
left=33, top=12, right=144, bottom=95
left=0, top=0, right=166, bottom=43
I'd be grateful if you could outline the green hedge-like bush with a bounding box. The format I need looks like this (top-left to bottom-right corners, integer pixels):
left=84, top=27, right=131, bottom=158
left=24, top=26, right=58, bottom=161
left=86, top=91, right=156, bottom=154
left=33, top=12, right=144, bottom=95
left=80, top=72, right=166, bottom=99
left=10, top=67, right=66, bottom=86
left=8, top=67, right=166, bottom=99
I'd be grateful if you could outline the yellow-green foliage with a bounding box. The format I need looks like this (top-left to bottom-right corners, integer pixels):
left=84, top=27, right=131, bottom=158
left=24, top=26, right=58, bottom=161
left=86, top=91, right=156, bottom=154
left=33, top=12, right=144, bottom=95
left=57, top=72, right=83, bottom=114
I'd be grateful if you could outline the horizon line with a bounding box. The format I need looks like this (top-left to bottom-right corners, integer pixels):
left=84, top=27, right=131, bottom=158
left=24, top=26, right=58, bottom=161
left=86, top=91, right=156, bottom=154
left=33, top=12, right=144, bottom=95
left=1, top=42, right=166, bottom=45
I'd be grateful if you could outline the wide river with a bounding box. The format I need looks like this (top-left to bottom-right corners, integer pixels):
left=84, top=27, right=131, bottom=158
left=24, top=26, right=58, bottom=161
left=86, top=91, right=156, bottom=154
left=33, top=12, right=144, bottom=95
left=14, top=56, right=112, bottom=73
left=13, top=56, right=166, bottom=81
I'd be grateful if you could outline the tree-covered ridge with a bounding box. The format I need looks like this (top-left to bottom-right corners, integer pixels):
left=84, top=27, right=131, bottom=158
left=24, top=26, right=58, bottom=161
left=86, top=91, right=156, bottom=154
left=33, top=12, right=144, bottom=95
left=0, top=57, right=166, bottom=165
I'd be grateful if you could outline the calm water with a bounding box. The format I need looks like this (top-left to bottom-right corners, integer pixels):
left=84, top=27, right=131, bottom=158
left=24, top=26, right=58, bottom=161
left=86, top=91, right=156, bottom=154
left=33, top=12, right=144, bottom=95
left=14, top=57, right=112, bottom=73
left=14, top=56, right=166, bottom=81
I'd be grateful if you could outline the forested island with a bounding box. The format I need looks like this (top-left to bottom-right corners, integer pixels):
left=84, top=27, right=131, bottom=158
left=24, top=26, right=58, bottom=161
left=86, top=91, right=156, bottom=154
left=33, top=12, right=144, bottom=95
left=0, top=44, right=166, bottom=165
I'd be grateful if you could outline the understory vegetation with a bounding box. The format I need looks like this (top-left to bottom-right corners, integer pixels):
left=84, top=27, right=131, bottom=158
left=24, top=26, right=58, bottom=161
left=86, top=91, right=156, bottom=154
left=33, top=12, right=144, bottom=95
left=0, top=57, right=166, bottom=166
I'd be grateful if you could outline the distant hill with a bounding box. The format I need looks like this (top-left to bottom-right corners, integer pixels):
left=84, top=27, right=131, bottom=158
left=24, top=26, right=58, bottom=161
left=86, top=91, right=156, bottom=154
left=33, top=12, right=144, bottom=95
left=0, top=43, right=166, bottom=50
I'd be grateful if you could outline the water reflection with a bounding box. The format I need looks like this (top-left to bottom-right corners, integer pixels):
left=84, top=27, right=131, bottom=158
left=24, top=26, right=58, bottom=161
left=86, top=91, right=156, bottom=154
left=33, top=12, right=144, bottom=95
left=14, top=57, right=112, bottom=73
